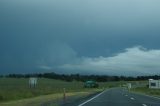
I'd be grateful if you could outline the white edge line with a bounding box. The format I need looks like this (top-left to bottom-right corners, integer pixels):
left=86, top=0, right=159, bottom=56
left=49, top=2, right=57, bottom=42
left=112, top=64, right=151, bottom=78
left=141, top=94, right=160, bottom=100
left=132, top=92, right=160, bottom=100
left=78, top=90, right=107, bottom=106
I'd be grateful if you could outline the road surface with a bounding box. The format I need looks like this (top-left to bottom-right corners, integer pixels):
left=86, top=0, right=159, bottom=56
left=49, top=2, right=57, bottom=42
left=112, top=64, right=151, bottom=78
left=78, top=88, right=160, bottom=106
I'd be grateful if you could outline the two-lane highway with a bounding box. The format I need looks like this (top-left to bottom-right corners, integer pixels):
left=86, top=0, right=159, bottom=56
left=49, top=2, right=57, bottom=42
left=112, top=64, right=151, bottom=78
left=78, top=88, right=160, bottom=106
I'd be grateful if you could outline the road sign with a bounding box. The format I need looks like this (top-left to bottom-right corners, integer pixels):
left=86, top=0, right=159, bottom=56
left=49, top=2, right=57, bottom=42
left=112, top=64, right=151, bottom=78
left=29, top=77, right=37, bottom=88
left=127, top=83, right=132, bottom=89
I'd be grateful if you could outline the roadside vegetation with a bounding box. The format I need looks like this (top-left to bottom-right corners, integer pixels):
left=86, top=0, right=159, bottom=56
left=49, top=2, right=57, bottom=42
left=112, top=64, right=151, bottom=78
left=0, top=77, right=148, bottom=102
left=0, top=78, right=125, bottom=105
left=131, top=87, right=160, bottom=97
left=0, top=78, right=107, bottom=106
left=0, top=78, right=99, bottom=102
left=0, top=91, right=98, bottom=106
left=0, top=75, right=157, bottom=105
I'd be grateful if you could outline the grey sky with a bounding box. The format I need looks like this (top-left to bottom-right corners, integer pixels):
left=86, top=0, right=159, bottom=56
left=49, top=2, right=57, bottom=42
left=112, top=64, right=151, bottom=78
left=0, top=0, right=160, bottom=75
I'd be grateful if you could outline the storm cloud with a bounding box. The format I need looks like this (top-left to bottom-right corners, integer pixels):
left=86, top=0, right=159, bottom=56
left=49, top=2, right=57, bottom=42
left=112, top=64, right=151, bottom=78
left=60, top=46, right=160, bottom=76
left=0, top=0, right=160, bottom=75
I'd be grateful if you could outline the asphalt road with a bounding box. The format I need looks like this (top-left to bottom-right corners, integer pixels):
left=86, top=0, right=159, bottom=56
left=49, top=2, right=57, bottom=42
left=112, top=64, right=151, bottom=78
left=78, top=88, right=160, bottom=106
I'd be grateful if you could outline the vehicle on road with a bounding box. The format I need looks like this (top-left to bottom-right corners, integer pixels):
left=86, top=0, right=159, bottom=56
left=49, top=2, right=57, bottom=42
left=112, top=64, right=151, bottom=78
left=84, top=81, right=99, bottom=88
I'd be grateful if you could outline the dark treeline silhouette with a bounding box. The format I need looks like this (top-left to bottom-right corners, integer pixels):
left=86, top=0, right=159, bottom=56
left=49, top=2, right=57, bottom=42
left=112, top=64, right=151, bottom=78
left=2, top=72, right=160, bottom=82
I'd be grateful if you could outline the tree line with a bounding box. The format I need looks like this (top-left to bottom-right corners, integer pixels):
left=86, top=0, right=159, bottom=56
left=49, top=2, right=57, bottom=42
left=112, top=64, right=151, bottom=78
left=1, top=72, right=160, bottom=82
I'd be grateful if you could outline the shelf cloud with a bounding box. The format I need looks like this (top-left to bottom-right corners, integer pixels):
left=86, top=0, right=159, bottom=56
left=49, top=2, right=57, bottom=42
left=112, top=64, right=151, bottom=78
left=59, top=46, right=160, bottom=76
left=1, top=0, right=160, bottom=75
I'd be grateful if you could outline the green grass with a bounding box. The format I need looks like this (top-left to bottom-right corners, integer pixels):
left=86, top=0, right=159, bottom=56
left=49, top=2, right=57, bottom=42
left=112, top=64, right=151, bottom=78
left=0, top=78, right=84, bottom=102
left=131, top=87, right=160, bottom=97
left=0, top=78, right=147, bottom=105
left=0, top=78, right=110, bottom=102
left=0, top=91, right=96, bottom=106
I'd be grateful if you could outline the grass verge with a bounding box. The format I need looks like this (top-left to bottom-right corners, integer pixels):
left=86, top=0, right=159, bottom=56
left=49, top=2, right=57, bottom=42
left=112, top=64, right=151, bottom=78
left=131, top=87, right=160, bottom=98
left=0, top=89, right=102, bottom=106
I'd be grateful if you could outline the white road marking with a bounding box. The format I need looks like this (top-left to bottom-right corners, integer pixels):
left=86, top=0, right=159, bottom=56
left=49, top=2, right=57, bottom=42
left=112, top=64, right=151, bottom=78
left=78, top=90, right=107, bottom=106
left=131, top=92, right=160, bottom=100
left=130, top=97, right=135, bottom=100
left=142, top=104, right=147, bottom=106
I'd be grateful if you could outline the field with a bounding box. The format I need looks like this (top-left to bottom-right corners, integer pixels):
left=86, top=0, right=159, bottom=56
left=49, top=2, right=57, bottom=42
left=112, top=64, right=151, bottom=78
left=0, top=78, right=93, bottom=102
left=131, top=87, right=160, bottom=97
left=0, top=78, right=154, bottom=106
left=0, top=78, right=105, bottom=106
left=0, top=78, right=126, bottom=104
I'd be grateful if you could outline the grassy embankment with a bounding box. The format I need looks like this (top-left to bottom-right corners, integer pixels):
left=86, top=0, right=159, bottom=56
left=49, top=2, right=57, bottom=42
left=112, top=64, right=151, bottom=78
left=0, top=78, right=125, bottom=106
left=0, top=78, right=149, bottom=106
left=126, top=80, right=159, bottom=97
left=131, top=87, right=160, bottom=98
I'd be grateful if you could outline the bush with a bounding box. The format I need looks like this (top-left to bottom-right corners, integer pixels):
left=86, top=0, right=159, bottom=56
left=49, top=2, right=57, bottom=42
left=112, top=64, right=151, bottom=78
left=0, top=95, right=4, bottom=101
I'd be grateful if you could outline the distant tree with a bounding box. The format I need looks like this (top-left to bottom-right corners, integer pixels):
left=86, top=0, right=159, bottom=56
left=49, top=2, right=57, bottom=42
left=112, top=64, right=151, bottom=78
left=0, top=75, right=3, bottom=78
left=5, top=72, right=160, bottom=82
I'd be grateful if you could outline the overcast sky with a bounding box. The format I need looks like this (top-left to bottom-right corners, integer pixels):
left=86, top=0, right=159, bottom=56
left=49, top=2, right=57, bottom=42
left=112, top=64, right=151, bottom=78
left=1, top=0, right=160, bottom=76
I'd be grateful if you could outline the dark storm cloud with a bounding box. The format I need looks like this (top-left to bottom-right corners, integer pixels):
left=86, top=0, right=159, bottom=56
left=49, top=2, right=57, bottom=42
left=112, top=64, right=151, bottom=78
left=0, top=0, right=160, bottom=75
left=59, top=46, right=160, bottom=76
